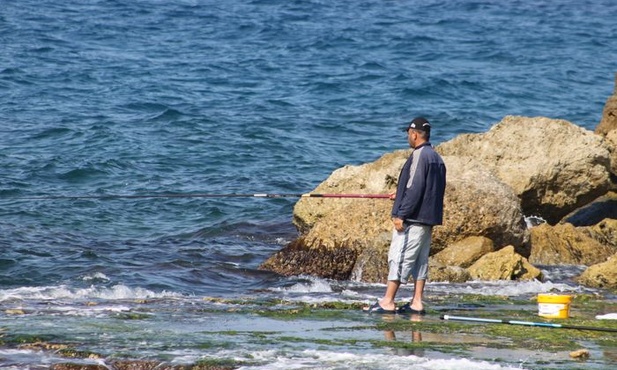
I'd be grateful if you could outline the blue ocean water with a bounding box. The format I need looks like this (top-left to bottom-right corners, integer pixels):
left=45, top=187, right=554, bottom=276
left=1, top=1, right=616, bottom=368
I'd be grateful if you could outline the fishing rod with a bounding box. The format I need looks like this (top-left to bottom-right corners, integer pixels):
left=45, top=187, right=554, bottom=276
left=8, top=193, right=392, bottom=201
left=441, top=314, right=617, bottom=333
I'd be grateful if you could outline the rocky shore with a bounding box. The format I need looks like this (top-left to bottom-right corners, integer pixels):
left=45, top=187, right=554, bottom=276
left=260, top=74, right=617, bottom=290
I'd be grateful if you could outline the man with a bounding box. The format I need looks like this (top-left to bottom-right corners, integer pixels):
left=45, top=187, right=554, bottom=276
left=365, top=116, right=446, bottom=314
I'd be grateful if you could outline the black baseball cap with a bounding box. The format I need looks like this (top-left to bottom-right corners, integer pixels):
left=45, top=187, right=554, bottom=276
left=403, top=117, right=431, bottom=132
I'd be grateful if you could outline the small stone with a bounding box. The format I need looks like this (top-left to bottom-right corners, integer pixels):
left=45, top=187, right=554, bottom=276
left=5, top=309, right=25, bottom=315
left=569, top=349, right=590, bottom=359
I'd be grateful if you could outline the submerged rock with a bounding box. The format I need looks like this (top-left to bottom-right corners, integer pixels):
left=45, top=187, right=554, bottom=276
left=51, top=365, right=107, bottom=370
left=569, top=349, right=591, bottom=360
left=259, top=237, right=360, bottom=280
left=50, top=362, right=236, bottom=370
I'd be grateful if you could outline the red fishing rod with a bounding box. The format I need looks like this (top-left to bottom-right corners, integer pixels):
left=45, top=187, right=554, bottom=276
left=11, top=193, right=392, bottom=200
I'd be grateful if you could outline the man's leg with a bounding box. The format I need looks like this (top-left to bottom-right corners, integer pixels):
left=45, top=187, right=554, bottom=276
left=410, top=279, right=425, bottom=311
left=407, top=225, right=432, bottom=311
left=376, top=228, right=406, bottom=311
left=378, top=280, right=400, bottom=311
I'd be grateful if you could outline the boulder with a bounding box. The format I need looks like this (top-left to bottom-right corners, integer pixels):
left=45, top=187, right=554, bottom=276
left=578, top=253, right=617, bottom=290
left=263, top=150, right=404, bottom=281
left=292, top=150, right=405, bottom=234
left=259, top=237, right=360, bottom=280
left=260, top=151, right=529, bottom=282
left=437, top=116, right=612, bottom=224
left=529, top=223, right=615, bottom=266
left=428, top=260, right=472, bottom=283
left=353, top=154, right=528, bottom=281
left=467, top=245, right=543, bottom=281
left=432, top=236, right=494, bottom=268
left=595, top=73, right=617, bottom=136
left=432, top=156, right=528, bottom=256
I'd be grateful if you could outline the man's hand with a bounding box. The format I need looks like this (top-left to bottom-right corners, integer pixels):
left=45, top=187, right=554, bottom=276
left=392, top=217, right=405, bottom=232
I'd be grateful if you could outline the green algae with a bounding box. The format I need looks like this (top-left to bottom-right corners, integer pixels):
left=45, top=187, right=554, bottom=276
left=2, top=292, right=615, bottom=369
left=193, top=357, right=248, bottom=369
left=206, top=292, right=617, bottom=356
left=112, top=312, right=153, bottom=320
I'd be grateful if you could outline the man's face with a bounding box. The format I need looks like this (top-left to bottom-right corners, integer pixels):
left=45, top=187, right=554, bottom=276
left=407, top=129, right=418, bottom=148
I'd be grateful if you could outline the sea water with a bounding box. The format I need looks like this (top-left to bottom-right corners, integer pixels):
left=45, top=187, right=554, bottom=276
left=1, top=0, right=616, bottom=368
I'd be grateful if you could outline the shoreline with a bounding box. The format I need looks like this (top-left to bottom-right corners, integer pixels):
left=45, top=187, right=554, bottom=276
left=2, top=276, right=615, bottom=370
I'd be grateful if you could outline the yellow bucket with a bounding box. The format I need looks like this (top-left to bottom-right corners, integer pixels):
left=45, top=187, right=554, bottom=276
left=537, top=294, right=572, bottom=319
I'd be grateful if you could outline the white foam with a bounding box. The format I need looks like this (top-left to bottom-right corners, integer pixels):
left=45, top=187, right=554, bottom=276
left=43, top=304, right=134, bottom=317
left=0, top=348, right=63, bottom=369
left=427, top=279, right=585, bottom=297
left=268, top=277, right=591, bottom=307
left=0, top=284, right=181, bottom=302
left=82, top=272, right=110, bottom=282
left=272, top=276, right=334, bottom=294
left=524, top=215, right=546, bottom=228
left=234, top=349, right=527, bottom=370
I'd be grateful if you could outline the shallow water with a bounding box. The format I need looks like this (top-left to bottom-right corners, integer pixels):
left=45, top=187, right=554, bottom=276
left=1, top=267, right=615, bottom=369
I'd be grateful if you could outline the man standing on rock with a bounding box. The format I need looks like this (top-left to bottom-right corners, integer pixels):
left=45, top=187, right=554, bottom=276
left=365, top=117, right=446, bottom=315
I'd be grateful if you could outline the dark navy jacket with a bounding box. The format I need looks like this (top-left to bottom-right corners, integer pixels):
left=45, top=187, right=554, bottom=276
left=391, top=142, right=446, bottom=226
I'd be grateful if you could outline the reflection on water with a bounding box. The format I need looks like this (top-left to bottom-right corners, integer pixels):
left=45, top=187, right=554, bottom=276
left=384, top=314, right=426, bottom=357
left=384, top=329, right=426, bottom=357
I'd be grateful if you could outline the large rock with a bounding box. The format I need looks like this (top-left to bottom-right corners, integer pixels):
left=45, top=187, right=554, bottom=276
left=262, top=150, right=404, bottom=281
left=578, top=253, right=617, bottom=290
left=595, top=73, right=617, bottom=136
left=529, top=222, right=615, bottom=266
left=261, top=151, right=529, bottom=282
left=437, top=116, right=612, bottom=224
left=467, top=245, right=543, bottom=281
left=291, top=150, right=405, bottom=235
left=259, top=237, right=361, bottom=280
left=433, top=156, right=528, bottom=255
left=353, top=154, right=529, bottom=281
left=432, top=236, right=495, bottom=268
